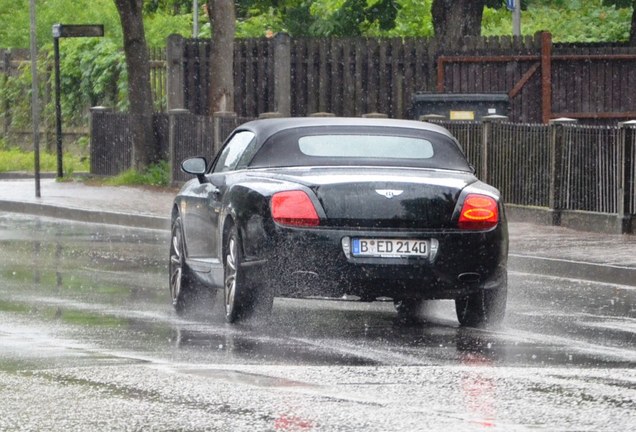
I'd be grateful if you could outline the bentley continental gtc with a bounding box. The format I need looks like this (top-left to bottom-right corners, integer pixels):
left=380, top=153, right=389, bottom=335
left=170, top=117, right=508, bottom=327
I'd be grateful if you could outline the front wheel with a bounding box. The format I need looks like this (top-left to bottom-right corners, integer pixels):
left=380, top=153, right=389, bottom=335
left=455, top=284, right=507, bottom=328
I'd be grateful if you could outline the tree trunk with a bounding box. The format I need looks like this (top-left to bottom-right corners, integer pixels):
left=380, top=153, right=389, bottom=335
left=432, top=0, right=486, bottom=49
left=631, top=0, right=636, bottom=45
left=207, top=0, right=235, bottom=114
left=114, top=0, right=156, bottom=171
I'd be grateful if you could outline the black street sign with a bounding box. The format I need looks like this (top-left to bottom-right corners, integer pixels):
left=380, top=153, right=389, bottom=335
left=52, top=24, right=104, bottom=38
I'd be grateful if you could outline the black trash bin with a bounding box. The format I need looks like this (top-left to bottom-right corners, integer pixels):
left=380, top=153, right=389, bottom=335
left=411, top=93, right=509, bottom=121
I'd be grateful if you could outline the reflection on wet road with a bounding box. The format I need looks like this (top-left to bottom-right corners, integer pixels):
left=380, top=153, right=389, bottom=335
left=0, top=213, right=634, bottom=431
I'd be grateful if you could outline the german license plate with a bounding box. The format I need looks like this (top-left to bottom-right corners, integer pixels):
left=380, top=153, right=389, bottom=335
left=352, top=238, right=428, bottom=258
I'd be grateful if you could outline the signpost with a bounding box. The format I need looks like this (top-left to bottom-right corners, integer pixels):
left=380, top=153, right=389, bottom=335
left=507, top=0, right=521, bottom=37
left=29, top=0, right=40, bottom=197
left=193, top=0, right=199, bottom=37
left=52, top=24, right=104, bottom=179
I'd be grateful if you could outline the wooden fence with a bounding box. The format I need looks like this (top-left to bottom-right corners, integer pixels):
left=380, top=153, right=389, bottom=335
left=167, top=33, right=636, bottom=124
left=90, top=108, right=169, bottom=176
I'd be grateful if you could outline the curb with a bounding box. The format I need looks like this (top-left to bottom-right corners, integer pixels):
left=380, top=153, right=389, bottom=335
left=509, top=254, right=636, bottom=287
left=0, top=173, right=57, bottom=180
left=1, top=199, right=634, bottom=287
left=0, top=200, right=170, bottom=231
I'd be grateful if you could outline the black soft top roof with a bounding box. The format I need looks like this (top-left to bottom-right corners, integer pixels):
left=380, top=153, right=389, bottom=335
left=238, top=117, right=456, bottom=142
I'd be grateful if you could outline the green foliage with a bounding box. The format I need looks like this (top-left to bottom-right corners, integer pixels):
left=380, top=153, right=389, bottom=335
left=0, top=0, right=122, bottom=49
left=144, top=13, right=192, bottom=45
left=105, top=160, right=170, bottom=187
left=482, top=1, right=632, bottom=42
left=0, top=148, right=88, bottom=173
left=56, top=39, right=127, bottom=124
left=237, top=0, right=401, bottom=37
left=308, top=0, right=401, bottom=36
left=144, top=0, right=193, bottom=15
left=234, top=0, right=634, bottom=40
left=368, top=0, right=434, bottom=37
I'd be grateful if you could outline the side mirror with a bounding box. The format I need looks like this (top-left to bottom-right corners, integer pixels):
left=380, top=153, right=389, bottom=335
left=181, top=157, right=207, bottom=183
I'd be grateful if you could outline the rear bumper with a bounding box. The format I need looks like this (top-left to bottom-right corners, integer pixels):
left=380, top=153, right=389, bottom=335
left=242, top=223, right=508, bottom=300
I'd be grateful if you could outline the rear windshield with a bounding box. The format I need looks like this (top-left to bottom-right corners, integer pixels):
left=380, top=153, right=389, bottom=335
left=298, top=135, right=434, bottom=159
left=248, top=126, right=471, bottom=171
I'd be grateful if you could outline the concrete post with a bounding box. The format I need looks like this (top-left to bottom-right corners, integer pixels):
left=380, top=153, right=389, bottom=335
left=2, top=51, right=10, bottom=140
left=166, top=35, right=185, bottom=111
left=419, top=114, right=446, bottom=122
left=273, top=33, right=291, bottom=117
left=362, top=112, right=388, bottom=119
left=309, top=112, right=335, bottom=117
left=548, top=117, right=577, bottom=226
left=259, top=112, right=283, bottom=119
left=618, top=120, right=636, bottom=234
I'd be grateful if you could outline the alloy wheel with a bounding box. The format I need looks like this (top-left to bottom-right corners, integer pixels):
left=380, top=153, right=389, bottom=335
left=169, top=222, right=183, bottom=306
left=224, top=234, right=238, bottom=320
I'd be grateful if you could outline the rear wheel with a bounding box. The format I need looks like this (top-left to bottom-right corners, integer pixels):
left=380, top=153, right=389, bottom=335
left=455, top=284, right=507, bottom=328
left=169, top=216, right=197, bottom=316
left=224, top=225, right=268, bottom=323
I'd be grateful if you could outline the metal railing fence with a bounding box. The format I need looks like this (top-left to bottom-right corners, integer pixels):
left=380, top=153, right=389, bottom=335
left=560, top=125, right=620, bottom=213
left=89, top=110, right=636, bottom=232
left=488, top=122, right=551, bottom=208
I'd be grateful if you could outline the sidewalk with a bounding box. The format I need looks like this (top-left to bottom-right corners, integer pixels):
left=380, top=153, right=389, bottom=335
left=0, top=178, right=174, bottom=230
left=1, top=177, right=635, bottom=286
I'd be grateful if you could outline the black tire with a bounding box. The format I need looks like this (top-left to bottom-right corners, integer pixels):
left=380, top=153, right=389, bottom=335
left=169, top=216, right=198, bottom=316
left=394, top=298, right=423, bottom=321
left=223, top=225, right=255, bottom=323
left=455, top=282, right=507, bottom=328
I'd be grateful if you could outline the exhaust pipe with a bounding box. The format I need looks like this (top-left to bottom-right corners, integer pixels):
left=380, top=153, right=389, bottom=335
left=457, top=272, right=481, bottom=284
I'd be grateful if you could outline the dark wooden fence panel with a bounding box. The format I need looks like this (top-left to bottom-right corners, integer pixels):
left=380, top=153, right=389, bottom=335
left=551, top=44, right=636, bottom=121
left=629, top=126, right=636, bottom=216
left=235, top=38, right=275, bottom=117
left=90, top=112, right=131, bottom=176
left=183, top=39, right=212, bottom=115
left=170, top=113, right=215, bottom=182
left=154, top=114, right=170, bottom=160
left=90, top=112, right=168, bottom=176
left=286, top=37, right=436, bottom=119
left=174, top=35, right=636, bottom=123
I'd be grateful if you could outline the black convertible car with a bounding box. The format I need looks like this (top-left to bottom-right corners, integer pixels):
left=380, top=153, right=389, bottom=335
left=170, top=117, right=508, bottom=327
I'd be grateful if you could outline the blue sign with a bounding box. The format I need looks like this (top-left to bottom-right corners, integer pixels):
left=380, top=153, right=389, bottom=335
left=506, top=0, right=515, bottom=10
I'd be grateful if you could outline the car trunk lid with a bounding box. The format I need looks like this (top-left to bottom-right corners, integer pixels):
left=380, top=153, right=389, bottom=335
left=257, top=167, right=476, bottom=229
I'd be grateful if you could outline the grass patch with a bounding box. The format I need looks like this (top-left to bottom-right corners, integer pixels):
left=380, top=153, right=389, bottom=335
left=60, top=310, right=126, bottom=327
left=104, top=160, right=170, bottom=187
left=0, top=148, right=88, bottom=174
left=0, top=300, right=31, bottom=314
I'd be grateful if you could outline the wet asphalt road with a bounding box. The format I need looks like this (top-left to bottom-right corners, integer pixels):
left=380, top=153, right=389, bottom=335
left=0, top=213, right=634, bottom=431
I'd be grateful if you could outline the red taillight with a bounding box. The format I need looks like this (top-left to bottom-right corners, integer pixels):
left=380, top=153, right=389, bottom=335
left=458, top=194, right=499, bottom=230
left=271, top=191, right=320, bottom=227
